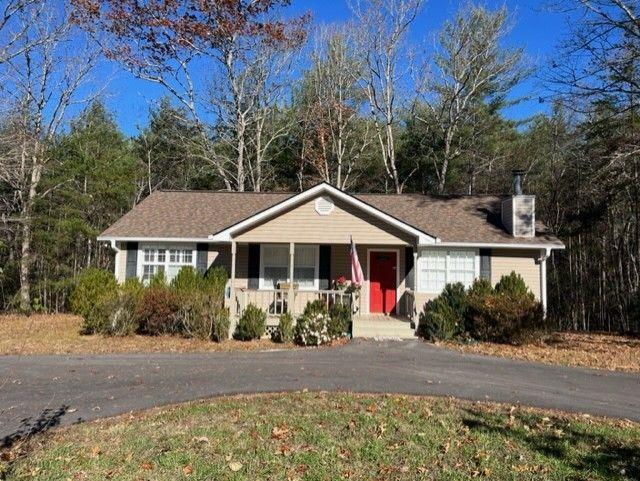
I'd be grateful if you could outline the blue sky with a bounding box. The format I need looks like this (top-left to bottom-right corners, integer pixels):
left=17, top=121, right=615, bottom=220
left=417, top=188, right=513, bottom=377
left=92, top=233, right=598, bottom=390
left=99, top=0, right=569, bottom=136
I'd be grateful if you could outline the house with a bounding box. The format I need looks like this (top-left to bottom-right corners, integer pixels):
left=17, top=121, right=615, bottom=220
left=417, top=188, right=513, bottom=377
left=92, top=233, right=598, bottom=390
left=97, top=173, right=564, bottom=338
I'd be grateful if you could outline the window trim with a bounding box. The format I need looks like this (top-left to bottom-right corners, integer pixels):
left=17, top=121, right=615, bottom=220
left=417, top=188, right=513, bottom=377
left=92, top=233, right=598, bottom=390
left=137, top=243, right=197, bottom=283
left=259, top=243, right=319, bottom=291
left=417, top=248, right=480, bottom=294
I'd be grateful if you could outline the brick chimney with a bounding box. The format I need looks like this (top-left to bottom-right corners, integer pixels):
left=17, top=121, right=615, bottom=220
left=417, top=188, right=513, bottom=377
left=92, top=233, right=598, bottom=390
left=501, top=170, right=535, bottom=238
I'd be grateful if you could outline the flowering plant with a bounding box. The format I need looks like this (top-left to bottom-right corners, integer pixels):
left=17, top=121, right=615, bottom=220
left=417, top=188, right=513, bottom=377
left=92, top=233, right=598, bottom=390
left=334, top=276, right=347, bottom=290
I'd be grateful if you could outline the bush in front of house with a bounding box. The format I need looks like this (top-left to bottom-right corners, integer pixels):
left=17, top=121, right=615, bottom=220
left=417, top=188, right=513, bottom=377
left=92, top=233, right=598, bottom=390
left=136, top=285, right=181, bottom=335
left=178, top=290, right=230, bottom=341
left=328, top=302, right=351, bottom=338
left=71, top=268, right=118, bottom=334
left=417, top=276, right=544, bottom=344
left=494, top=271, right=532, bottom=299
left=235, top=303, right=266, bottom=341
left=417, top=282, right=467, bottom=341
left=466, top=290, right=544, bottom=343
left=295, top=300, right=332, bottom=346
left=273, top=312, right=294, bottom=343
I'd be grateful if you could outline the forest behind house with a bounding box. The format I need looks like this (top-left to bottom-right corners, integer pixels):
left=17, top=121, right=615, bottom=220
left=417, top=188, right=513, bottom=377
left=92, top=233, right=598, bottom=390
left=0, top=0, right=639, bottom=333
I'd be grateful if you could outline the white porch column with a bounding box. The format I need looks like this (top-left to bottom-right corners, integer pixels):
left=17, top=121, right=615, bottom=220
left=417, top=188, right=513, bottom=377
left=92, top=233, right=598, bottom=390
left=230, top=241, right=237, bottom=321
left=540, top=248, right=548, bottom=316
left=288, top=242, right=295, bottom=316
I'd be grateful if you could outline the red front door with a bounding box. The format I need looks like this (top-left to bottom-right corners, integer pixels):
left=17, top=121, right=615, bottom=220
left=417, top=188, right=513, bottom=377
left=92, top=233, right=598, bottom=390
left=369, top=251, right=397, bottom=314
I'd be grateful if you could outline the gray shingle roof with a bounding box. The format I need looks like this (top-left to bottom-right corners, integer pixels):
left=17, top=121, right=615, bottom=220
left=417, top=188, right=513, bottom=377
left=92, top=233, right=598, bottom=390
left=100, top=189, right=563, bottom=246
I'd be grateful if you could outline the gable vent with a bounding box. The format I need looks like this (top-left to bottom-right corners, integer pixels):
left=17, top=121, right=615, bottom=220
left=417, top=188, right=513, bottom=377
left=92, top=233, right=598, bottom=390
left=315, top=196, right=334, bottom=216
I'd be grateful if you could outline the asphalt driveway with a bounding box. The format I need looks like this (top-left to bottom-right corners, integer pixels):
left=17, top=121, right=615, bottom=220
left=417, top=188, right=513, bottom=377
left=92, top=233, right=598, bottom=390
left=1, top=340, right=639, bottom=442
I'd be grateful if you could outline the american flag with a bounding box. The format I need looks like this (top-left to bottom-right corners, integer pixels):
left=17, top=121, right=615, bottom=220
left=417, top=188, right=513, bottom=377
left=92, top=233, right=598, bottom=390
left=350, top=236, right=364, bottom=287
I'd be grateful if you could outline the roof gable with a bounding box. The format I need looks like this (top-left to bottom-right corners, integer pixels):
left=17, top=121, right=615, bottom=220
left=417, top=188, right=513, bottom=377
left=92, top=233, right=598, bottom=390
left=208, top=183, right=438, bottom=244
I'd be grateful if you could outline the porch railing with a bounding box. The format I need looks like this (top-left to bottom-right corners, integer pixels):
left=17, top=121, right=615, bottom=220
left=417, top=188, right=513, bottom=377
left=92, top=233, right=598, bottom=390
left=234, top=288, right=359, bottom=317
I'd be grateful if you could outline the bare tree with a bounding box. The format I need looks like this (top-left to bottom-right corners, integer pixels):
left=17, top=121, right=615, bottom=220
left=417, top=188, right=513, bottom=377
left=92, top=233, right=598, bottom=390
left=0, top=3, right=99, bottom=311
left=548, top=0, right=640, bottom=110
left=349, top=0, right=424, bottom=193
left=0, top=0, right=44, bottom=64
left=71, top=0, right=309, bottom=192
left=417, top=4, right=527, bottom=194
left=297, top=25, right=372, bottom=190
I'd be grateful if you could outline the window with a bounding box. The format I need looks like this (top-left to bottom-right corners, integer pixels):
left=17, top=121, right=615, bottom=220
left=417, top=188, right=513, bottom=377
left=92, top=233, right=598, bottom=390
left=260, top=244, right=319, bottom=290
left=140, top=244, right=195, bottom=283
left=418, top=249, right=477, bottom=293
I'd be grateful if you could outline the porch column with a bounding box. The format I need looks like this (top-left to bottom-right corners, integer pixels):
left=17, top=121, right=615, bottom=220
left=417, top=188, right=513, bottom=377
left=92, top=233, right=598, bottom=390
left=288, top=242, right=295, bottom=316
left=413, top=248, right=418, bottom=328
left=230, top=241, right=237, bottom=320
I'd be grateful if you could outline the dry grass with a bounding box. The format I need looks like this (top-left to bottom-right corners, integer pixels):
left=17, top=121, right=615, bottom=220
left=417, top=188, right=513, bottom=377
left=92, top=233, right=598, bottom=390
left=443, top=331, right=640, bottom=372
left=0, top=314, right=299, bottom=356
left=5, top=392, right=640, bottom=480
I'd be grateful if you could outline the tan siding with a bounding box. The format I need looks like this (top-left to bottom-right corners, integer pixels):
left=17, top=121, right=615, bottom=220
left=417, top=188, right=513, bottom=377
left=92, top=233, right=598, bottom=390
left=235, top=196, right=413, bottom=245
left=491, top=249, right=541, bottom=299
left=234, top=244, right=249, bottom=289
left=208, top=244, right=232, bottom=274
left=414, top=292, right=438, bottom=314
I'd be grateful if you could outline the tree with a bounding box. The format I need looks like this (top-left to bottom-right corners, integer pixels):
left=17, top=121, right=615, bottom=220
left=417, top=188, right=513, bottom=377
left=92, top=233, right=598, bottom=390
left=416, top=4, right=527, bottom=194
left=71, top=0, right=309, bottom=191
left=350, top=0, right=424, bottom=193
left=0, top=2, right=100, bottom=311
left=296, top=26, right=372, bottom=189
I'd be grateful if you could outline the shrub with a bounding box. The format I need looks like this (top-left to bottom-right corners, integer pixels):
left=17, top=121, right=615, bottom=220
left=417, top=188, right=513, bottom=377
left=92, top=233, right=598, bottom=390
left=302, top=299, right=328, bottom=317
left=417, top=282, right=467, bottom=341
left=417, top=297, right=462, bottom=341
left=495, top=272, right=532, bottom=299
left=204, top=266, right=228, bottom=300
left=178, top=290, right=230, bottom=341
left=172, top=266, right=204, bottom=294
left=71, top=268, right=118, bottom=334
left=467, top=278, right=494, bottom=300
left=294, top=312, right=331, bottom=346
left=235, top=303, right=266, bottom=341
left=328, top=302, right=351, bottom=338
left=101, top=292, right=140, bottom=336
left=466, top=290, right=544, bottom=344
left=272, top=312, right=293, bottom=343
left=149, top=270, right=168, bottom=288
left=136, top=286, right=180, bottom=335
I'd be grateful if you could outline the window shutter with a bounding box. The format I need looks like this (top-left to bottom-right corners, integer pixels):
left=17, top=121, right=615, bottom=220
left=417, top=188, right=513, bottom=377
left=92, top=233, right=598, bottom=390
left=319, top=245, right=331, bottom=289
left=404, top=247, right=414, bottom=289
left=196, top=243, right=208, bottom=274
left=480, top=248, right=491, bottom=281
left=126, top=242, right=138, bottom=279
left=248, top=244, right=260, bottom=289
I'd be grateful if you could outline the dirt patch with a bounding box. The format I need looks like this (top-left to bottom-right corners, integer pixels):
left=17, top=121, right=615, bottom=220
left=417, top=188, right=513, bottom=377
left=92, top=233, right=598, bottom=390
left=442, top=331, right=640, bottom=372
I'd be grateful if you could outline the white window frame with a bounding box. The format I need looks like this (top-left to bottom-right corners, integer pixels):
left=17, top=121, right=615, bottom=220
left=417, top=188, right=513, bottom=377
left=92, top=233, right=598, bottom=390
left=417, top=248, right=480, bottom=294
left=138, top=243, right=197, bottom=283
left=259, top=244, right=319, bottom=291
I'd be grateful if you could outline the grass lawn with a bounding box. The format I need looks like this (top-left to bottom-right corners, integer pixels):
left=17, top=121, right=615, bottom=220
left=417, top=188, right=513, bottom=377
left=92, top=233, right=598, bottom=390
left=0, top=314, right=299, bottom=355
left=442, top=332, right=640, bottom=373
left=3, top=393, right=639, bottom=480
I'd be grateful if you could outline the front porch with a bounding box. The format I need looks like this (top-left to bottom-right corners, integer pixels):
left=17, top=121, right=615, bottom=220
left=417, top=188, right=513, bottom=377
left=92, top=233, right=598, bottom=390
left=226, top=240, right=419, bottom=338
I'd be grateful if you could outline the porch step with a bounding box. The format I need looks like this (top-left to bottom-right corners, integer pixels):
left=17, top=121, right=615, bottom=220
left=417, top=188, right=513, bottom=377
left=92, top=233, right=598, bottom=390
left=352, top=320, right=416, bottom=339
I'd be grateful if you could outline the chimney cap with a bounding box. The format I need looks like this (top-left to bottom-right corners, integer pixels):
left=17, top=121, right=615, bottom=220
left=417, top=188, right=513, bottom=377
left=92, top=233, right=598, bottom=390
left=512, top=169, right=525, bottom=195
left=512, top=168, right=526, bottom=176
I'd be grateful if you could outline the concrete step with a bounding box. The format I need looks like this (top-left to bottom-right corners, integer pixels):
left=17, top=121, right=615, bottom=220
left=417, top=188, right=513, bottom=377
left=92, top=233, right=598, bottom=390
left=352, top=321, right=416, bottom=339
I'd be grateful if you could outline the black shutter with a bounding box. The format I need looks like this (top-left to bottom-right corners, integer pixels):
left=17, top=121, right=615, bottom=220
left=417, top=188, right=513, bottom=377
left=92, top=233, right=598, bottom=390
left=196, top=243, right=208, bottom=274
left=248, top=243, right=260, bottom=289
left=480, top=248, right=491, bottom=281
left=126, top=242, right=138, bottom=279
left=404, top=247, right=415, bottom=289
left=319, top=245, right=331, bottom=289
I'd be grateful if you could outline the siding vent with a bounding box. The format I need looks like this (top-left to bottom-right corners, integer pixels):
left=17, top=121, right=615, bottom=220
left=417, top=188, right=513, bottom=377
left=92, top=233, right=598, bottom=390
left=314, top=196, right=335, bottom=216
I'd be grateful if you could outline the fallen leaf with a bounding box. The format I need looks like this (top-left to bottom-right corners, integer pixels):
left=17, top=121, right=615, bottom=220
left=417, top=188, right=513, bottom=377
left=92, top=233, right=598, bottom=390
left=91, top=446, right=101, bottom=457
left=182, top=465, right=193, bottom=475
left=229, top=461, right=243, bottom=472
left=193, top=436, right=210, bottom=444
left=140, top=461, right=153, bottom=470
